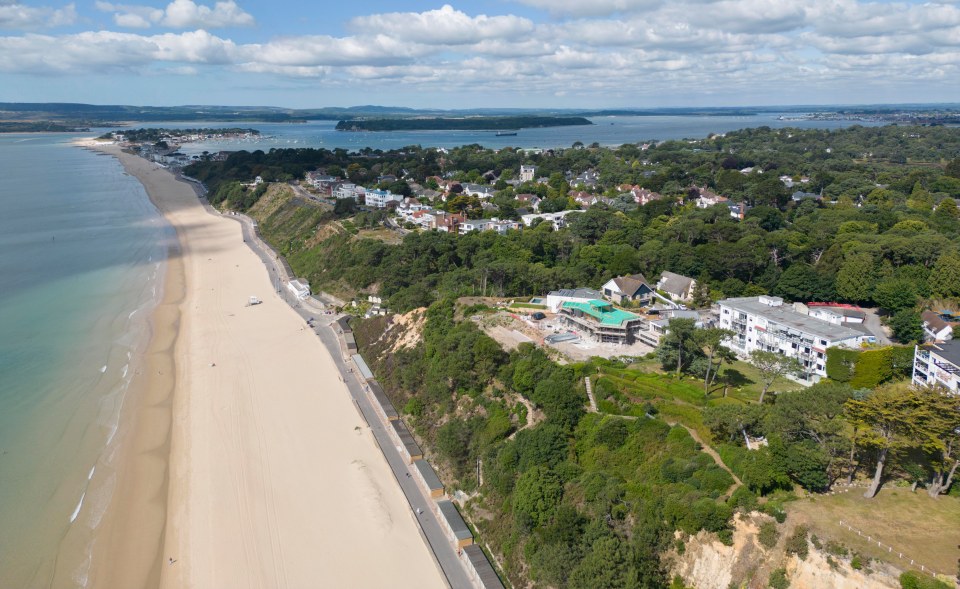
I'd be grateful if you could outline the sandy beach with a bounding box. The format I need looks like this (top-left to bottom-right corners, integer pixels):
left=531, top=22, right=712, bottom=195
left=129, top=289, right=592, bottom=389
left=85, top=144, right=445, bottom=589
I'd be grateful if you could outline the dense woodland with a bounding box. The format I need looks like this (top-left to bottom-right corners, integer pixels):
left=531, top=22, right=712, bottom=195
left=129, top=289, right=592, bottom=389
left=188, top=125, right=960, bottom=587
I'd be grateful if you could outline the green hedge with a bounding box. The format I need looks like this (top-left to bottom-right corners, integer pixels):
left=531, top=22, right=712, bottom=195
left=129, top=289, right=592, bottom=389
left=850, top=348, right=893, bottom=388
left=827, top=345, right=914, bottom=386
left=826, top=348, right=860, bottom=382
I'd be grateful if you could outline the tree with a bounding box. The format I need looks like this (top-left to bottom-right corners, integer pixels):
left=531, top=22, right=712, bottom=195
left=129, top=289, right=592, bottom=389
left=749, top=350, right=802, bottom=403
left=873, top=278, right=917, bottom=314
left=691, top=275, right=712, bottom=309
left=889, top=309, right=923, bottom=344
left=656, top=318, right=701, bottom=377
left=926, top=396, right=960, bottom=498
left=835, top=253, right=876, bottom=303
left=845, top=384, right=946, bottom=498
left=696, top=328, right=734, bottom=393
left=513, top=466, right=563, bottom=530
left=333, top=196, right=357, bottom=216
left=929, top=251, right=960, bottom=299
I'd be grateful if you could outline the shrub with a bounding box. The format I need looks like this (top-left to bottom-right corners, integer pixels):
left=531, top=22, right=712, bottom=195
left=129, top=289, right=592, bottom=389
left=825, top=347, right=860, bottom=382
left=851, top=554, right=863, bottom=570
left=768, top=568, right=790, bottom=589
left=825, top=540, right=848, bottom=557
left=899, top=571, right=951, bottom=589
left=758, top=521, right=779, bottom=549
left=675, top=538, right=686, bottom=555
left=785, top=525, right=809, bottom=560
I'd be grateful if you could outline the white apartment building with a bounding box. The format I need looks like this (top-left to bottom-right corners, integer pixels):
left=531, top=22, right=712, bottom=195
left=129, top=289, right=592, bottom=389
left=717, top=296, right=869, bottom=383
left=333, top=183, right=362, bottom=200
left=912, top=340, right=960, bottom=395
left=364, top=188, right=403, bottom=209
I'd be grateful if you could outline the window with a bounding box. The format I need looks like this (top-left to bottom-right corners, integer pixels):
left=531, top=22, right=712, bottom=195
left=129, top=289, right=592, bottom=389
left=820, top=339, right=827, bottom=346
left=723, top=309, right=729, bottom=315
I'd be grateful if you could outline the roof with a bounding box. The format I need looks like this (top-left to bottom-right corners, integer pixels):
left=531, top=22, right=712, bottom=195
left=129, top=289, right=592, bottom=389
left=336, top=317, right=352, bottom=332
left=719, top=297, right=864, bottom=342
left=610, top=274, right=651, bottom=297
left=562, top=300, right=641, bottom=326
left=351, top=354, right=374, bottom=380
left=368, top=380, right=398, bottom=420
left=437, top=500, right=472, bottom=541
left=922, top=310, right=955, bottom=334
left=928, top=339, right=960, bottom=367
left=413, top=459, right=443, bottom=491
left=548, top=288, right=604, bottom=300
left=463, top=545, right=506, bottom=589
left=390, top=420, right=422, bottom=458
left=659, top=271, right=694, bottom=296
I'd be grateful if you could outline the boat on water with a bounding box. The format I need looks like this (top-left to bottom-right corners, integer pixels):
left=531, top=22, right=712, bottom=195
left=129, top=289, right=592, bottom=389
left=495, top=131, right=518, bottom=136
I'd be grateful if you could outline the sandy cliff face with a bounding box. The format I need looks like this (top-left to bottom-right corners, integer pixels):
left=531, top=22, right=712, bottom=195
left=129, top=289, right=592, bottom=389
left=670, top=513, right=901, bottom=589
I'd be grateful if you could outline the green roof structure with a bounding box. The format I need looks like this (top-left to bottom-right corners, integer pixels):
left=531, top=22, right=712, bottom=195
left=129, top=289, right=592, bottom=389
left=561, top=300, right=640, bottom=326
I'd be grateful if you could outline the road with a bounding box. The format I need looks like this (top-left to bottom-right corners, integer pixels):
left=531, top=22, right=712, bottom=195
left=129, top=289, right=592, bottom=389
left=861, top=307, right=893, bottom=345
left=214, top=201, right=473, bottom=589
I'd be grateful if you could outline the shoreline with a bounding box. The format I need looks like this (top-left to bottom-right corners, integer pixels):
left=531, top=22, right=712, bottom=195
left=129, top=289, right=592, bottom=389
left=79, top=141, right=445, bottom=588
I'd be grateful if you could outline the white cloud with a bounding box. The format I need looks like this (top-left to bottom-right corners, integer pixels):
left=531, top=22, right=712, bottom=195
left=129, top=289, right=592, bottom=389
left=513, top=0, right=662, bottom=18
left=96, top=0, right=253, bottom=29
left=0, top=2, right=76, bottom=29
left=349, top=5, right=533, bottom=45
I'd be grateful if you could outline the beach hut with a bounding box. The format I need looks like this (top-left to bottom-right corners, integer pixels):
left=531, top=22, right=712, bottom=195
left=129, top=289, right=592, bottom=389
left=389, top=420, right=423, bottom=463
left=367, top=380, right=398, bottom=422
left=350, top=354, right=374, bottom=381
left=413, top=459, right=444, bottom=499
left=435, top=500, right=473, bottom=549
left=462, top=544, right=505, bottom=589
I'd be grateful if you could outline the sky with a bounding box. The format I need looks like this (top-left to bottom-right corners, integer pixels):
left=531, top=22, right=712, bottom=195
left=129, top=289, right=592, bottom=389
left=1, top=0, right=959, bottom=109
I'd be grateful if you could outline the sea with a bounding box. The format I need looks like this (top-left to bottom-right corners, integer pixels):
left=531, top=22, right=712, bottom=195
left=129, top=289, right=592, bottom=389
left=0, top=113, right=881, bottom=587
left=134, top=113, right=885, bottom=155
left=0, top=133, right=173, bottom=588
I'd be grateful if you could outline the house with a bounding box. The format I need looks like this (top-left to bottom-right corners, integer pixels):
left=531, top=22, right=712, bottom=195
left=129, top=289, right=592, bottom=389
left=558, top=299, right=645, bottom=345
left=912, top=340, right=960, bottom=395
left=717, top=295, right=872, bottom=383
left=570, top=191, right=601, bottom=208
left=545, top=288, right=605, bottom=313
left=921, top=310, right=957, bottom=342
left=656, top=272, right=697, bottom=302
left=459, top=218, right=521, bottom=235
left=792, top=190, right=821, bottom=203
left=728, top=202, right=749, bottom=220
left=364, top=188, right=403, bottom=209
left=520, top=210, right=577, bottom=230
left=333, top=183, right=362, bottom=200
left=462, top=183, right=496, bottom=199
left=691, top=186, right=729, bottom=208
left=433, top=212, right=465, bottom=233
left=632, top=187, right=663, bottom=206
left=602, top=274, right=654, bottom=305
left=520, top=165, right=538, bottom=182
left=287, top=279, right=310, bottom=300
left=807, top=303, right=866, bottom=325
left=515, top=193, right=542, bottom=211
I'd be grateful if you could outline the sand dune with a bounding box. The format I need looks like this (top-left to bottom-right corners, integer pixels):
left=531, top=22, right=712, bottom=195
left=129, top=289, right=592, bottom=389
left=88, top=145, right=444, bottom=589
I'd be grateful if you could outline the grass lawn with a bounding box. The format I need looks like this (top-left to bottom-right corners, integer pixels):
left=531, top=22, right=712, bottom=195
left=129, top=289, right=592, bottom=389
left=355, top=227, right=403, bottom=244
left=789, top=488, right=960, bottom=577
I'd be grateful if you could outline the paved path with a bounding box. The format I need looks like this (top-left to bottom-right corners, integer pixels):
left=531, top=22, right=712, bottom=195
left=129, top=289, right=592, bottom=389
left=211, top=199, right=473, bottom=589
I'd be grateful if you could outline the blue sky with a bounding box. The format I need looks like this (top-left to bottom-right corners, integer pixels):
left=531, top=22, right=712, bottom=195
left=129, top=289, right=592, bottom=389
left=1, top=0, right=959, bottom=109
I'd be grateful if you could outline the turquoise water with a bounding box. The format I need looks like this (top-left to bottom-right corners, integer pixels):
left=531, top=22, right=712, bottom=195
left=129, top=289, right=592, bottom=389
left=122, top=113, right=885, bottom=155
left=0, top=135, right=173, bottom=588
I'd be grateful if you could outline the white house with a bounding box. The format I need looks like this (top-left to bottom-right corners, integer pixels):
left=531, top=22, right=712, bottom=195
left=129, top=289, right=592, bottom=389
left=520, top=210, right=577, bottom=230
left=921, top=310, right=957, bottom=342
left=656, top=272, right=697, bottom=302
left=912, top=340, right=960, bottom=395
left=333, top=183, right=362, bottom=200
left=287, top=279, right=310, bottom=300
left=364, top=188, right=403, bottom=209
left=717, top=295, right=871, bottom=383
left=520, top=165, right=538, bottom=182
